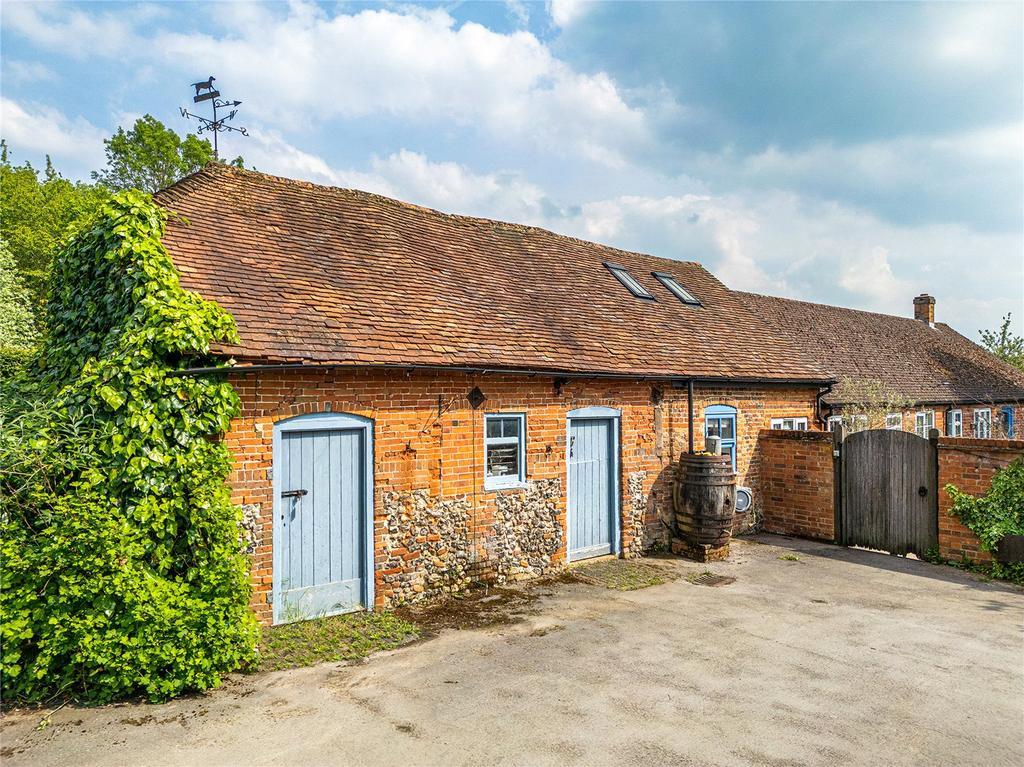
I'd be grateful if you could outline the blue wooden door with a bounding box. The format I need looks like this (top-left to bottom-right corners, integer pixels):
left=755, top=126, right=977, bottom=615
left=276, top=428, right=365, bottom=622
left=568, top=418, right=616, bottom=560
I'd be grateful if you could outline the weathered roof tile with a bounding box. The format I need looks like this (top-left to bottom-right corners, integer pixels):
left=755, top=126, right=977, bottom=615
left=157, top=165, right=829, bottom=382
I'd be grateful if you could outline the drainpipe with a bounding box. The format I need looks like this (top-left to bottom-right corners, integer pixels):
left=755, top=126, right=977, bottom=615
left=687, top=379, right=695, bottom=454
left=816, top=382, right=834, bottom=429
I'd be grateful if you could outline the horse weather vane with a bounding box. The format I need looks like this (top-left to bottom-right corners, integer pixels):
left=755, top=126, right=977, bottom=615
left=180, top=75, right=249, bottom=160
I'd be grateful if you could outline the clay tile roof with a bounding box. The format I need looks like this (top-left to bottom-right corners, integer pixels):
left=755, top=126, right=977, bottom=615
left=741, top=292, right=1024, bottom=406
left=156, top=164, right=830, bottom=383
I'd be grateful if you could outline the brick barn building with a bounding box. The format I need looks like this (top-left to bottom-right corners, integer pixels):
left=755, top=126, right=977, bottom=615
left=158, top=165, right=832, bottom=624
left=743, top=292, right=1024, bottom=440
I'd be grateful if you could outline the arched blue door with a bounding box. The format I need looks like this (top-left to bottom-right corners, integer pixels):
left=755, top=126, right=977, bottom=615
left=273, top=413, right=374, bottom=624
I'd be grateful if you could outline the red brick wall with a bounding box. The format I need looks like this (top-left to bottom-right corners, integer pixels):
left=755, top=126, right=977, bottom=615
left=937, top=437, right=1024, bottom=563
left=758, top=429, right=1023, bottom=564
left=224, top=368, right=820, bottom=623
left=759, top=430, right=835, bottom=541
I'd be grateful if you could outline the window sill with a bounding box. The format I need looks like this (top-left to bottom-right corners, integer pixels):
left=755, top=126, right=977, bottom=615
left=483, top=480, right=530, bottom=493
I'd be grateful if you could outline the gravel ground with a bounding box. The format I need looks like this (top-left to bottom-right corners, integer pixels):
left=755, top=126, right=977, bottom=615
left=2, top=535, right=1021, bottom=767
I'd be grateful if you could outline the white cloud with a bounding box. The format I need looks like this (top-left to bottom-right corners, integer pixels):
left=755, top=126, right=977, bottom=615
left=6, top=2, right=656, bottom=167
left=150, top=5, right=654, bottom=166
left=2, top=60, right=57, bottom=85
left=242, top=132, right=551, bottom=225
left=548, top=1, right=592, bottom=29
left=0, top=98, right=107, bottom=172
left=1, top=2, right=144, bottom=58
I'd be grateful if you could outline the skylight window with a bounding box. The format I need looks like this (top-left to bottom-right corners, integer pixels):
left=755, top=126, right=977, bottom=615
left=604, top=262, right=654, bottom=300
left=653, top=272, right=701, bottom=306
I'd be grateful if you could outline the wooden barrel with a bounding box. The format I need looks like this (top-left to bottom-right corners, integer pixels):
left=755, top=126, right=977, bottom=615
left=673, top=454, right=737, bottom=548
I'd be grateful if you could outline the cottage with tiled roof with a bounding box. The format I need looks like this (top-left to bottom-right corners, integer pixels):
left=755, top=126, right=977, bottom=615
left=157, top=164, right=834, bottom=624
left=742, top=292, right=1024, bottom=439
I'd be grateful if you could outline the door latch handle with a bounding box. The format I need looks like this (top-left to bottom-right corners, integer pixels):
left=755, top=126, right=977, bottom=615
left=281, top=489, right=308, bottom=498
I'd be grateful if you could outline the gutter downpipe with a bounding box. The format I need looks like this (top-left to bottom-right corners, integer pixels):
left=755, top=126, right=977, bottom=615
left=688, top=379, right=695, bottom=454
left=816, top=382, right=834, bottom=429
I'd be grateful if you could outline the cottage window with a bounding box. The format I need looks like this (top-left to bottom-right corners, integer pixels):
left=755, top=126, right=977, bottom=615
left=885, top=413, right=903, bottom=430
left=973, top=408, right=991, bottom=439
left=1000, top=406, right=1015, bottom=439
left=484, top=414, right=526, bottom=489
left=947, top=409, right=963, bottom=437
left=604, top=262, right=654, bottom=300
left=704, top=405, right=738, bottom=470
left=826, top=415, right=843, bottom=432
left=914, top=411, right=935, bottom=438
left=652, top=272, right=701, bottom=306
left=770, top=417, right=808, bottom=431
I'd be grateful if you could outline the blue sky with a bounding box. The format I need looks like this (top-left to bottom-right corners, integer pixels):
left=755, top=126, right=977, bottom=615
left=2, top=0, right=1021, bottom=338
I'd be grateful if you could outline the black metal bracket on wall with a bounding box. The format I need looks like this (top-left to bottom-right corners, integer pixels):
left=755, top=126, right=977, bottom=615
left=832, top=423, right=845, bottom=545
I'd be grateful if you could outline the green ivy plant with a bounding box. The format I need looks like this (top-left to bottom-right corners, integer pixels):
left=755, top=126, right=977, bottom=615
left=0, top=190, right=257, bottom=703
left=945, top=459, right=1024, bottom=584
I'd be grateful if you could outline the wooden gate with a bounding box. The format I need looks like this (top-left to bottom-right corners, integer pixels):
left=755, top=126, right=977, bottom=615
left=839, top=429, right=938, bottom=556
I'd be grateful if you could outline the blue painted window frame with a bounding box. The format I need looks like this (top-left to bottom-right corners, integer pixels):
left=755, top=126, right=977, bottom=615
left=704, top=404, right=738, bottom=470
left=484, top=413, right=527, bottom=490
left=1001, top=406, right=1015, bottom=439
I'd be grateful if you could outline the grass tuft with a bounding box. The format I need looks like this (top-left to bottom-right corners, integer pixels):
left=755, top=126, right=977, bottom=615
left=778, top=554, right=801, bottom=562
left=256, top=611, right=420, bottom=672
left=572, top=559, right=679, bottom=590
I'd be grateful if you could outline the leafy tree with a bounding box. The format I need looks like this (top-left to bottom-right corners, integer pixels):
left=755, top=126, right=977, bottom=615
left=831, top=377, right=913, bottom=432
left=91, top=115, right=242, bottom=193
left=979, top=314, right=1024, bottom=371
left=0, top=191, right=256, bottom=703
left=0, top=239, right=39, bottom=376
left=0, top=142, right=109, bottom=310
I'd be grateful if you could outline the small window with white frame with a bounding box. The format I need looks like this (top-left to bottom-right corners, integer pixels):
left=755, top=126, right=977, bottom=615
left=947, top=409, right=963, bottom=437
left=885, top=413, right=903, bottom=430
left=484, top=413, right=526, bottom=489
left=914, top=410, right=935, bottom=438
left=973, top=408, right=991, bottom=439
left=770, top=417, right=808, bottom=431
left=826, top=415, right=843, bottom=432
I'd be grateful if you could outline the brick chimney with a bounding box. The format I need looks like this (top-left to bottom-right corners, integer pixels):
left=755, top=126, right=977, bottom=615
left=913, top=293, right=935, bottom=324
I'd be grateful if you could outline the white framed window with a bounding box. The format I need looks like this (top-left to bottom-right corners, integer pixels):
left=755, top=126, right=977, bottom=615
left=914, top=410, right=935, bottom=438
left=826, top=415, right=843, bottom=432
left=947, top=409, right=963, bottom=437
left=484, top=413, right=526, bottom=489
left=770, top=417, right=808, bottom=431
left=973, top=408, right=992, bottom=439
left=885, top=413, right=903, bottom=430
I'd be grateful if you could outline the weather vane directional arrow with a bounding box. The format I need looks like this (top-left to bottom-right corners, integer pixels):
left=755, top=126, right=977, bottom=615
left=180, top=75, right=249, bottom=160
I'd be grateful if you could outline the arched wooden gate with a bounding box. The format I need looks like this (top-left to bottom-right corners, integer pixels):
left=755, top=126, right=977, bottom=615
left=837, top=428, right=938, bottom=557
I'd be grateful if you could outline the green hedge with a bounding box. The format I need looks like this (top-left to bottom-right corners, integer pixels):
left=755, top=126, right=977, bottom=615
left=0, top=190, right=256, bottom=703
left=945, top=459, right=1024, bottom=584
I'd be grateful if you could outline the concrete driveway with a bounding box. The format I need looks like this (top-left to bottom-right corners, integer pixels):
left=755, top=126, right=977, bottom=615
left=2, top=535, right=1022, bottom=767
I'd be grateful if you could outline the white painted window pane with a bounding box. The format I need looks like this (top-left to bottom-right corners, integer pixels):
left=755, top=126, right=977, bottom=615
left=486, top=444, right=519, bottom=478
